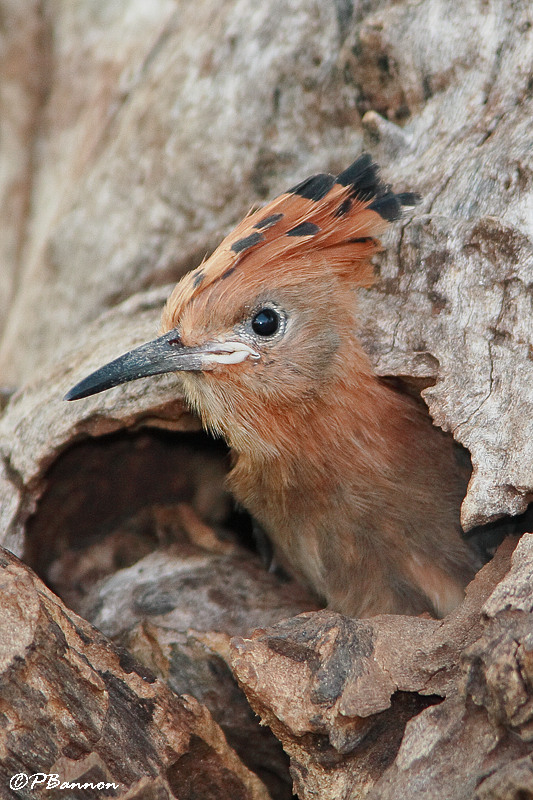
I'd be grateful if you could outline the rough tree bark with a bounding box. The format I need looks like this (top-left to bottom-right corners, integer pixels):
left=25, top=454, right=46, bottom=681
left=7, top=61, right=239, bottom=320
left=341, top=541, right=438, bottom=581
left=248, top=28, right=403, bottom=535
left=0, top=546, right=271, bottom=800
left=0, top=1, right=532, bottom=798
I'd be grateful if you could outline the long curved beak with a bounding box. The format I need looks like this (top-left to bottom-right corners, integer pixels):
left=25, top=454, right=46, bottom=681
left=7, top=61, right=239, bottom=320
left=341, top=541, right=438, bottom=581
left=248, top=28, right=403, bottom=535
left=64, top=329, right=258, bottom=401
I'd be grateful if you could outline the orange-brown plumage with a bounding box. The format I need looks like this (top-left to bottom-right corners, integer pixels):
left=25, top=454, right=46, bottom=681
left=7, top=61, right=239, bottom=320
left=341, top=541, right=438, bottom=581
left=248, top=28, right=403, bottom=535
left=161, top=176, right=380, bottom=325
left=67, top=155, right=478, bottom=617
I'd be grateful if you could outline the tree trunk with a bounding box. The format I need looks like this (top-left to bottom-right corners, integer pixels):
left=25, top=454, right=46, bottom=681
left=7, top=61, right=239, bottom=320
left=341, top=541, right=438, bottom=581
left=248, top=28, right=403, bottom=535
left=0, top=1, right=532, bottom=798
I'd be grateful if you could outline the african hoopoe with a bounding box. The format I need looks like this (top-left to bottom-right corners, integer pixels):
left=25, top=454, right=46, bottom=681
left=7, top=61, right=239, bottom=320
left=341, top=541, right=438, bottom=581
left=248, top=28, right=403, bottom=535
left=66, top=155, right=477, bottom=617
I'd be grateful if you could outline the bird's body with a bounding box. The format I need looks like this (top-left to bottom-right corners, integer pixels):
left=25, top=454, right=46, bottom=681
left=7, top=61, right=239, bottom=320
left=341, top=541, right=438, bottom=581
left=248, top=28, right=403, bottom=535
left=179, top=317, right=473, bottom=617
left=66, top=155, right=478, bottom=617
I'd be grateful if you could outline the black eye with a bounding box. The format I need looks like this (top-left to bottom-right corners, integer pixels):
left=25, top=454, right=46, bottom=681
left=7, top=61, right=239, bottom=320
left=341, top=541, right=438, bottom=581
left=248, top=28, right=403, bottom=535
left=251, top=308, right=280, bottom=336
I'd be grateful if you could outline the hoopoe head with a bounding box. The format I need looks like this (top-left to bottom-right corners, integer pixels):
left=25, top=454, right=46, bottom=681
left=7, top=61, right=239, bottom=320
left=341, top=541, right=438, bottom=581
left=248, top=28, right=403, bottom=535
left=66, top=155, right=416, bottom=446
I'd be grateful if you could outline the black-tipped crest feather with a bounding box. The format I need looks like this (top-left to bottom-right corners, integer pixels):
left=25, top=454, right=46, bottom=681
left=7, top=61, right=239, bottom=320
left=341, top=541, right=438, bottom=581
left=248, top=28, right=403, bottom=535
left=288, top=173, right=336, bottom=201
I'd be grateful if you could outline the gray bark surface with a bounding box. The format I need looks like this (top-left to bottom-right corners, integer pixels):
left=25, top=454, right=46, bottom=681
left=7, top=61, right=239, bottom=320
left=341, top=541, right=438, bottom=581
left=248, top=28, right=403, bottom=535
left=0, top=1, right=532, bottom=798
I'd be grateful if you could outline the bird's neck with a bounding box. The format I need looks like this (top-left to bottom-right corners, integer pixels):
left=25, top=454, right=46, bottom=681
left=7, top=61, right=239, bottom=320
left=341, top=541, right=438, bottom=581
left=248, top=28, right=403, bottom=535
left=226, top=336, right=422, bottom=505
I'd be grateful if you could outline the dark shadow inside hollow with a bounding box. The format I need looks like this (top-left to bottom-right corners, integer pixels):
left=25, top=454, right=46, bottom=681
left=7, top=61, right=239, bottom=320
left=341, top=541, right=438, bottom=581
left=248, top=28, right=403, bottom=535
left=24, top=428, right=254, bottom=585
left=466, top=502, right=533, bottom=560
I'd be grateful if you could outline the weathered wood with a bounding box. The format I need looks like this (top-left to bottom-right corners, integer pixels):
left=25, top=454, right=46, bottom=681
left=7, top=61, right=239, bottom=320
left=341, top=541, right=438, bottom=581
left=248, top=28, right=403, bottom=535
left=72, top=505, right=317, bottom=799
left=231, top=537, right=533, bottom=799
left=0, top=546, right=271, bottom=800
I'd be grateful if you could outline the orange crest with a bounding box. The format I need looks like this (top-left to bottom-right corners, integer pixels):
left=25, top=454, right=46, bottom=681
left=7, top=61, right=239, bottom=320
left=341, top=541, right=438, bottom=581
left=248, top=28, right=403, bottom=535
left=162, top=154, right=417, bottom=329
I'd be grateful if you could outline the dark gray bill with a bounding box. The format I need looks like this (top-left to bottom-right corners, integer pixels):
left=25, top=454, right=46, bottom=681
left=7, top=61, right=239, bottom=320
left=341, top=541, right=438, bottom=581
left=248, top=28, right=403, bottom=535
left=64, top=329, right=202, bottom=401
